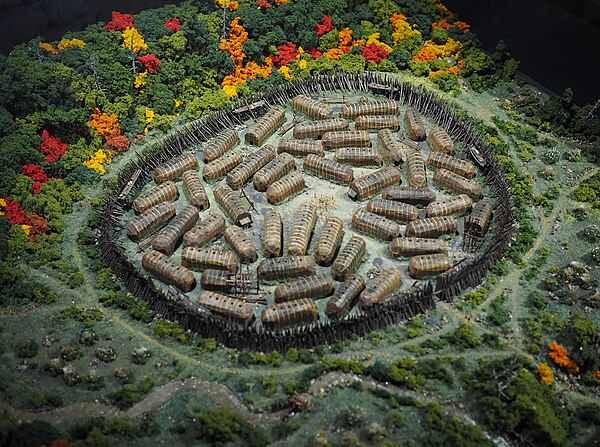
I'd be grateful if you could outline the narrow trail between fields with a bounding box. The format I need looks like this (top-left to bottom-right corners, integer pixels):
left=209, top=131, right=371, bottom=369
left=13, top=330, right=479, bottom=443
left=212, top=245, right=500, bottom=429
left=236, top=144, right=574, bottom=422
left=0, top=369, right=486, bottom=428
left=476, top=166, right=599, bottom=348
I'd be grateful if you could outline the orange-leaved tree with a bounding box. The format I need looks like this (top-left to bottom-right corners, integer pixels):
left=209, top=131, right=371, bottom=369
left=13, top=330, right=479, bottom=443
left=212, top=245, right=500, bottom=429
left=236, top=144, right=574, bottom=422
left=89, top=109, right=129, bottom=153
left=548, top=341, right=580, bottom=374
left=220, top=17, right=272, bottom=97
left=38, top=42, right=58, bottom=55
left=88, top=108, right=121, bottom=139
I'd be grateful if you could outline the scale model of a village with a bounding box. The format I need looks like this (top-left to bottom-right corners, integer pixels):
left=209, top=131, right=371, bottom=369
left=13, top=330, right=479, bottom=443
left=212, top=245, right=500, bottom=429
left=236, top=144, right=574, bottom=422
left=0, top=1, right=598, bottom=446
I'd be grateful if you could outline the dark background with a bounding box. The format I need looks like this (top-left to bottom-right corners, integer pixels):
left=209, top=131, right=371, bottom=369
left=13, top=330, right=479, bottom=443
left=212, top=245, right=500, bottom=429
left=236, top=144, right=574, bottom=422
left=0, top=0, right=185, bottom=52
left=443, top=0, right=600, bottom=103
left=1, top=0, right=599, bottom=103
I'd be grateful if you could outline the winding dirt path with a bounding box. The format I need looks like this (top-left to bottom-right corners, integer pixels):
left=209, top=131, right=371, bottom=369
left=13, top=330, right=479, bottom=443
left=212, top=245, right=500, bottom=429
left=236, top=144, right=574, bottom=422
left=476, top=166, right=599, bottom=346
left=0, top=367, right=489, bottom=428
left=0, top=378, right=286, bottom=426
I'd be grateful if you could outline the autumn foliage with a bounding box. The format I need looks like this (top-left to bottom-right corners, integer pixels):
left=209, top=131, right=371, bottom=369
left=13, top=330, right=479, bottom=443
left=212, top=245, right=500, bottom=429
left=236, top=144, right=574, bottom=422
left=390, top=13, right=421, bottom=45
left=121, top=27, right=147, bottom=53
left=256, top=0, right=272, bottom=10
left=308, top=48, right=322, bottom=59
left=138, top=54, right=161, bottom=73
left=165, top=17, right=181, bottom=32
left=431, top=18, right=470, bottom=33
left=362, top=44, right=389, bottom=64
left=315, top=16, right=334, bottom=37
left=104, top=135, right=130, bottom=153
left=89, top=108, right=129, bottom=156
left=548, top=341, right=580, bottom=374
left=135, top=71, right=148, bottom=90
left=1, top=197, right=29, bottom=225
left=58, top=38, right=85, bottom=50
left=272, top=42, right=300, bottom=68
left=84, top=150, right=112, bottom=175
left=536, top=362, right=554, bottom=385
left=88, top=109, right=121, bottom=139
left=429, top=65, right=459, bottom=79
left=22, top=164, right=50, bottom=194
left=0, top=197, right=47, bottom=240
left=219, top=17, right=248, bottom=67
left=220, top=18, right=272, bottom=97
left=104, top=11, right=134, bottom=31
left=38, top=42, right=58, bottom=55
left=214, top=0, right=239, bottom=11
left=40, top=130, right=67, bottom=163
left=26, top=214, right=49, bottom=242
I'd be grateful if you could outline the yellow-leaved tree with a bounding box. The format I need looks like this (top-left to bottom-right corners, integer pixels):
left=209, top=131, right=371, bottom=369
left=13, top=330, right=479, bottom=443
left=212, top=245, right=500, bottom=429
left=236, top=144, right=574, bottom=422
left=536, top=362, right=554, bottom=385
left=121, top=27, right=148, bottom=54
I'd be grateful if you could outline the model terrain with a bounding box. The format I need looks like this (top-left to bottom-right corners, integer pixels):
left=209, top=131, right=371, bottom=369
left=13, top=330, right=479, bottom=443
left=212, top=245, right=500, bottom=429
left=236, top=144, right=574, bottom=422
left=0, top=1, right=598, bottom=446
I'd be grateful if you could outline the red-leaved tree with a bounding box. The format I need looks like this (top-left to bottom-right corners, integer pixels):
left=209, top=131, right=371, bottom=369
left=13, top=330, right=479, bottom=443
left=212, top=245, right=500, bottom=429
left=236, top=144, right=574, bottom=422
left=362, top=44, right=389, bottom=64
left=2, top=198, right=29, bottom=225
left=309, top=48, right=322, bottom=59
left=22, top=164, right=50, bottom=194
left=40, top=130, right=67, bottom=163
left=27, top=214, right=49, bottom=241
left=165, top=17, right=181, bottom=32
left=315, top=16, right=333, bottom=36
left=256, top=0, right=272, bottom=10
left=138, top=54, right=161, bottom=73
left=272, top=42, right=299, bottom=68
left=104, top=135, right=130, bottom=153
left=104, top=11, right=134, bottom=31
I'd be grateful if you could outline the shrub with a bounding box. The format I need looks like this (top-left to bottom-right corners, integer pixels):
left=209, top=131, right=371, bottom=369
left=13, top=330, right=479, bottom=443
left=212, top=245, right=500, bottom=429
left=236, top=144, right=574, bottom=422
left=195, top=407, right=269, bottom=446
left=109, top=377, right=155, bottom=410
left=388, top=364, right=425, bottom=390
left=284, top=348, right=299, bottom=362
left=321, top=357, right=364, bottom=374
left=100, top=291, right=155, bottom=323
left=261, top=374, right=277, bottom=395
left=571, top=172, right=600, bottom=209
left=464, top=287, right=488, bottom=307
left=202, top=338, right=217, bottom=352
left=131, top=347, right=152, bottom=365
left=282, top=380, right=298, bottom=395
left=62, top=365, right=81, bottom=386
left=542, top=148, right=560, bottom=164
left=79, top=330, right=96, bottom=346
left=431, top=71, right=460, bottom=94
left=96, top=346, right=117, bottom=362
left=114, top=367, right=132, bottom=384
left=45, top=358, right=63, bottom=377
left=85, top=369, right=104, bottom=390
left=583, top=225, right=600, bottom=242
left=540, top=167, right=554, bottom=180
left=446, top=323, right=483, bottom=349
left=57, top=304, right=104, bottom=327
left=338, top=405, right=366, bottom=428
left=60, top=345, right=80, bottom=361
left=16, top=338, right=39, bottom=358
left=590, top=247, right=600, bottom=265
left=152, top=319, right=190, bottom=344
left=565, top=148, right=581, bottom=161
